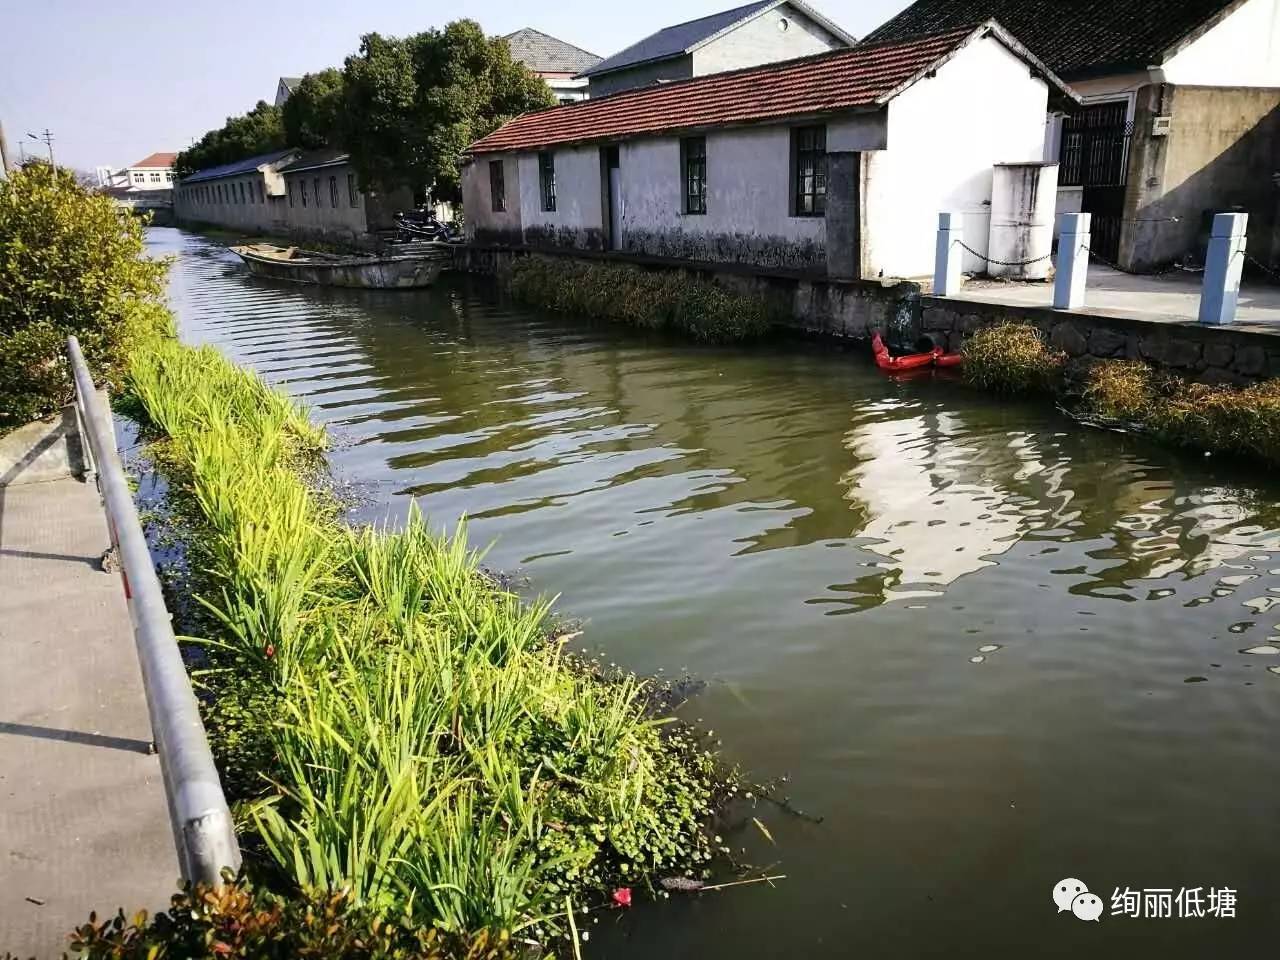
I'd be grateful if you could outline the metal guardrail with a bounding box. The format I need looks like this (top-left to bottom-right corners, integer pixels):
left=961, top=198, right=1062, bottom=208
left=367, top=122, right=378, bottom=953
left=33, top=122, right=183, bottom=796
left=66, top=336, right=241, bottom=886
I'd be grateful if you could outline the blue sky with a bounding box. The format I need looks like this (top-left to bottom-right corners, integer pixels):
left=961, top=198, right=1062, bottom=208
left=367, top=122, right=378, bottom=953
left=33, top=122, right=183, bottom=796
left=1, top=0, right=912, bottom=171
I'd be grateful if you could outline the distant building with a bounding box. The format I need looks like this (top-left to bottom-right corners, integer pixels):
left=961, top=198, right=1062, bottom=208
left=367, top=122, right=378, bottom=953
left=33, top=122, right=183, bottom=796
left=504, top=28, right=600, bottom=103
left=866, top=0, right=1280, bottom=270
left=579, top=0, right=855, bottom=97
left=464, top=22, right=1075, bottom=280
left=173, top=148, right=413, bottom=244
left=98, top=152, right=178, bottom=219
left=275, top=76, right=302, bottom=107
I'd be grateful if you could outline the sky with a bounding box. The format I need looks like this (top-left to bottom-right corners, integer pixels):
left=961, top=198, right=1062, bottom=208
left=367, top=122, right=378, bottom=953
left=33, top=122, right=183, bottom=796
left=1, top=0, right=913, bottom=172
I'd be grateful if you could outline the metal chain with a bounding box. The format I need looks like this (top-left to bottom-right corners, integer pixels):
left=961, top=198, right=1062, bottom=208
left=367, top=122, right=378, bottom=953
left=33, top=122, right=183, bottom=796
left=954, top=239, right=1054, bottom=268
left=1242, top=250, right=1280, bottom=285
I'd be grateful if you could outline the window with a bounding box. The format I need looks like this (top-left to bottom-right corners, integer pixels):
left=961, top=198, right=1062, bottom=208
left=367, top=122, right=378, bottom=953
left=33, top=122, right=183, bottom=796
left=300, top=179, right=307, bottom=207
left=791, top=125, right=827, bottom=216
left=538, top=152, right=556, bottom=212
left=164, top=172, right=172, bottom=182
left=150, top=172, right=161, bottom=183
left=489, top=160, right=505, bottom=212
left=239, top=182, right=246, bottom=204
left=258, top=181, right=265, bottom=204
left=313, top=177, right=321, bottom=208
left=329, top=176, right=339, bottom=207
left=347, top=173, right=358, bottom=206
left=289, top=180, right=295, bottom=208
left=681, top=137, right=706, bottom=215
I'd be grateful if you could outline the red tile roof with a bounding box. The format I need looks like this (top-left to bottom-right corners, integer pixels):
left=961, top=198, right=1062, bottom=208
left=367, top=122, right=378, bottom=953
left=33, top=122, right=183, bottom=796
left=470, top=25, right=986, bottom=154
left=131, top=152, right=178, bottom=169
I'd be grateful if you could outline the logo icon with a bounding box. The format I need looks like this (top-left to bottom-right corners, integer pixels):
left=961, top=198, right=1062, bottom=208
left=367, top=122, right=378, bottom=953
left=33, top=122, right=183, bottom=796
left=1054, top=878, right=1101, bottom=922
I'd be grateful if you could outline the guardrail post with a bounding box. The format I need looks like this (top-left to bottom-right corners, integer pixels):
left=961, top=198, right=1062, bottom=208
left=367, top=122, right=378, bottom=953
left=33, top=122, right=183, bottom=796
left=933, top=211, right=963, bottom=296
left=1054, top=213, right=1092, bottom=310
left=1199, top=212, right=1248, bottom=326
left=65, top=336, right=241, bottom=887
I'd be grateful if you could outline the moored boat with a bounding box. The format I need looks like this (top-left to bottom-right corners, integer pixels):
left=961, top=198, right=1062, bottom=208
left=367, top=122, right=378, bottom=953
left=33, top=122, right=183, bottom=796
left=230, top=242, right=449, bottom=289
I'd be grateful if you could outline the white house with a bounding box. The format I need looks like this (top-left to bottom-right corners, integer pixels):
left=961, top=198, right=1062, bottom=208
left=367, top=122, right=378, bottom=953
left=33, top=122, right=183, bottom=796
left=578, top=0, right=856, bottom=96
left=463, top=22, right=1076, bottom=281
left=867, top=0, right=1280, bottom=269
left=98, top=151, right=177, bottom=191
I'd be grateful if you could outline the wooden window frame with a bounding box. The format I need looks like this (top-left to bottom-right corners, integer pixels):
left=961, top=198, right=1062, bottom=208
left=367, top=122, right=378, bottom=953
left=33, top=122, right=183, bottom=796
left=791, top=125, right=827, bottom=217
left=539, top=152, right=556, bottom=212
left=681, top=136, right=707, bottom=215
left=489, top=159, right=506, bottom=212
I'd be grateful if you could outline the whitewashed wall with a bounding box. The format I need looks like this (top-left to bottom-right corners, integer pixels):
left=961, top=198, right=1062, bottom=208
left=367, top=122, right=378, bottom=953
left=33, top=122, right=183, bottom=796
left=862, top=34, right=1050, bottom=279
left=1163, top=0, right=1280, bottom=86
left=462, top=154, right=522, bottom=242
left=692, top=4, right=843, bottom=75
left=619, top=125, right=826, bottom=268
left=518, top=147, right=604, bottom=248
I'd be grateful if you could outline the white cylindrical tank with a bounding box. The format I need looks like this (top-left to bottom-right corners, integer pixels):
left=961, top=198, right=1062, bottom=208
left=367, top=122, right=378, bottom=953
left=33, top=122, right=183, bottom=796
left=988, top=162, right=1059, bottom=280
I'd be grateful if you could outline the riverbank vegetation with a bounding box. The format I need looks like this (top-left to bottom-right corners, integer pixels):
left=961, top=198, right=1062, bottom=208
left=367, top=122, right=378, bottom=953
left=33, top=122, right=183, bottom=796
left=0, top=163, right=169, bottom=428
left=963, top=321, right=1280, bottom=466
left=959, top=322, right=1066, bottom=395
left=114, top=337, right=730, bottom=954
left=509, top=256, right=772, bottom=343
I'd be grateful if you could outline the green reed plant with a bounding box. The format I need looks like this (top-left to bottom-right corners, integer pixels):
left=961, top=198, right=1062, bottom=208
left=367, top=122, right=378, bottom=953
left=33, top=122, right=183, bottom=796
left=509, top=255, right=771, bottom=343
left=122, top=336, right=729, bottom=949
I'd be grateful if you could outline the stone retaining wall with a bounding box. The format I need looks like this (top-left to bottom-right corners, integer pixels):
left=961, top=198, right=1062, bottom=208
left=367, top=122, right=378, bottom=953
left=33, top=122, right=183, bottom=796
left=451, top=245, right=1280, bottom=385
left=921, top=297, right=1280, bottom=386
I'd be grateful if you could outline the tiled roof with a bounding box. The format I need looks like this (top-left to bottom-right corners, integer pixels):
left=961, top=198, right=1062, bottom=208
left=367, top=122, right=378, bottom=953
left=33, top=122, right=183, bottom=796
left=180, top=149, right=297, bottom=184
left=472, top=23, right=1056, bottom=154
left=131, top=152, right=177, bottom=169
left=277, top=148, right=350, bottom=174
left=863, top=0, right=1243, bottom=78
left=504, top=28, right=600, bottom=74
left=581, top=0, right=775, bottom=77
left=279, top=76, right=303, bottom=90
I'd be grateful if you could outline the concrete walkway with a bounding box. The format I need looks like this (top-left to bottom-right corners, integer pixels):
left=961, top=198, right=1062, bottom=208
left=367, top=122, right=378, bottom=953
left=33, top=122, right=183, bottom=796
left=953, top=265, right=1280, bottom=335
left=0, top=472, right=176, bottom=957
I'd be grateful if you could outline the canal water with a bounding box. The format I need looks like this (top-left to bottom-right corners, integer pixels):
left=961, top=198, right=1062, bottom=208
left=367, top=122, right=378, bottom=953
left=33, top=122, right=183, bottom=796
left=155, top=228, right=1280, bottom=957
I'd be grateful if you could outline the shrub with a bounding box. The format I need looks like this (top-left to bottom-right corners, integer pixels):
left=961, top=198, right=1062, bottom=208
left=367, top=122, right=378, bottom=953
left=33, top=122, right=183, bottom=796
left=0, top=162, right=170, bottom=427
left=1147, top=377, right=1280, bottom=465
left=1082, top=359, right=1157, bottom=420
left=509, top=256, right=770, bottom=343
left=961, top=322, right=1066, bottom=395
left=54, top=878, right=519, bottom=959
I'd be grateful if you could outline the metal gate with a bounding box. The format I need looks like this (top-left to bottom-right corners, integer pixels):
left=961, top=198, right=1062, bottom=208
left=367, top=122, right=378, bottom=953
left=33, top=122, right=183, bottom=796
left=1059, top=101, right=1132, bottom=262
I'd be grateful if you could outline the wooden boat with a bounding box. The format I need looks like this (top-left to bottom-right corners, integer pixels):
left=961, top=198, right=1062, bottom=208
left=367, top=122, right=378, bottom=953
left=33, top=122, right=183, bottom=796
left=231, top=243, right=449, bottom=289
left=871, top=332, right=963, bottom=372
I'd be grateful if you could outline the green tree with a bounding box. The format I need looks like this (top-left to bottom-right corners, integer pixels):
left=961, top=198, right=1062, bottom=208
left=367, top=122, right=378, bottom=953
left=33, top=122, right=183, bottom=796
left=0, top=163, right=170, bottom=427
left=176, top=100, right=286, bottom=176
left=282, top=69, right=345, bottom=149
left=342, top=20, right=553, bottom=200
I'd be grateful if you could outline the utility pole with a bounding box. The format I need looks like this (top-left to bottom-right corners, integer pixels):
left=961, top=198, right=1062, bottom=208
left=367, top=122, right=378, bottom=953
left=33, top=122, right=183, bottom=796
left=0, top=118, right=10, bottom=178
left=29, top=129, right=55, bottom=172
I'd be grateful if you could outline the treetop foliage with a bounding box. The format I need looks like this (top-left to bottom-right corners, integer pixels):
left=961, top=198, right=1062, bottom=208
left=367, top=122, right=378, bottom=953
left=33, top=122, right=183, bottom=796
left=175, top=101, right=286, bottom=177
left=175, top=20, right=553, bottom=200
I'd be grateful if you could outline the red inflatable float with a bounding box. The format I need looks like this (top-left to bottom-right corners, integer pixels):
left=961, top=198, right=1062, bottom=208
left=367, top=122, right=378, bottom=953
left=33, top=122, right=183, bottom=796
left=871, top=332, right=962, bottom=372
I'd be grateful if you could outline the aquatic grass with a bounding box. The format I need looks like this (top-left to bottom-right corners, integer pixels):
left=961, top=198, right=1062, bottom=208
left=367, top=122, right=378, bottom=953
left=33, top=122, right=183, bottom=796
left=509, top=255, right=771, bottom=343
left=961, top=322, right=1066, bottom=394
left=1081, top=359, right=1157, bottom=420
left=124, top=336, right=730, bottom=947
